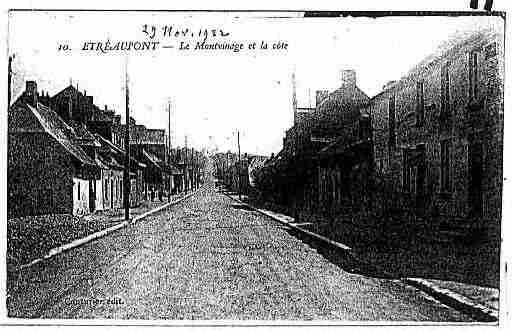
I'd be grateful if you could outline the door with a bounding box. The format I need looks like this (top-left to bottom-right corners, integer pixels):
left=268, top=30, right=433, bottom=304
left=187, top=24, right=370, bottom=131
left=469, top=137, right=483, bottom=218
left=89, top=180, right=95, bottom=213
left=415, top=163, right=426, bottom=216
left=111, top=178, right=114, bottom=208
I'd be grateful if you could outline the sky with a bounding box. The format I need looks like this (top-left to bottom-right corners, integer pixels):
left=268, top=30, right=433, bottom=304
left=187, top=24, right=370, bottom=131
left=8, top=12, right=504, bottom=155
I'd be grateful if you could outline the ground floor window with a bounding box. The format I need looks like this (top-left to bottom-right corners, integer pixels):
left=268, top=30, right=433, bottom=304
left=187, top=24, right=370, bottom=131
left=441, top=139, right=452, bottom=193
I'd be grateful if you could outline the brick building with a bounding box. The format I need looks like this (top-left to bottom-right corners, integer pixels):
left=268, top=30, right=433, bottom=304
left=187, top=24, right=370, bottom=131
left=128, top=125, right=182, bottom=199
left=369, top=29, right=504, bottom=237
left=317, top=114, right=372, bottom=219
left=51, top=84, right=149, bottom=207
left=281, top=70, right=370, bottom=214
left=8, top=81, right=100, bottom=217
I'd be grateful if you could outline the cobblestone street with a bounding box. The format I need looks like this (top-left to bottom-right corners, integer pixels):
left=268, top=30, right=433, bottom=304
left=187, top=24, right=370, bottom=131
left=7, top=181, right=472, bottom=321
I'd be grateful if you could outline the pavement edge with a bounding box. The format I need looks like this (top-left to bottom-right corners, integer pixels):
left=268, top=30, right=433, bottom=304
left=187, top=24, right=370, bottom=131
left=15, top=186, right=203, bottom=272
left=221, top=190, right=499, bottom=323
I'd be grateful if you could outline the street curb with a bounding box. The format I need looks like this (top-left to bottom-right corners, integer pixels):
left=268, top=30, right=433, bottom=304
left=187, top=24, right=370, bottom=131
left=403, top=278, right=498, bottom=323
left=222, top=192, right=352, bottom=252
left=16, top=187, right=202, bottom=272
left=221, top=191, right=498, bottom=323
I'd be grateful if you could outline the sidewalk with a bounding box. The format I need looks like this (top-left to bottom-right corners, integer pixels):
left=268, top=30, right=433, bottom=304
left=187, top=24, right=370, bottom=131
left=83, top=193, right=187, bottom=226
left=224, top=191, right=499, bottom=322
left=7, top=193, right=186, bottom=271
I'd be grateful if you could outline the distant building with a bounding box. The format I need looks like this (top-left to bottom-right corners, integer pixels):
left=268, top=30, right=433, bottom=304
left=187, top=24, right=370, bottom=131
left=280, top=69, right=371, bottom=213
left=248, top=155, right=269, bottom=186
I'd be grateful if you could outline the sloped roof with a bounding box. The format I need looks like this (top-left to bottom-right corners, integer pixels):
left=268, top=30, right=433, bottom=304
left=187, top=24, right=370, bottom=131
left=317, top=85, right=369, bottom=113
left=97, top=154, right=123, bottom=170
left=372, top=28, right=501, bottom=100
left=71, top=121, right=101, bottom=147
left=94, top=154, right=111, bottom=170
left=161, top=163, right=183, bottom=175
left=141, top=149, right=183, bottom=175
left=167, top=164, right=183, bottom=175
left=319, top=136, right=371, bottom=158
left=94, top=133, right=147, bottom=169
left=13, top=100, right=97, bottom=166
left=141, top=149, right=162, bottom=168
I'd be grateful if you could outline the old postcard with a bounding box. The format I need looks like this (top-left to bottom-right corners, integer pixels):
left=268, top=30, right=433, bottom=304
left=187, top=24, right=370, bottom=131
left=3, top=7, right=507, bottom=326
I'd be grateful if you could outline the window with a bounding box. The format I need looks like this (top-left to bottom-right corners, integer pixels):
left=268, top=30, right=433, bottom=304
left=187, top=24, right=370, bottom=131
left=440, top=62, right=451, bottom=125
left=409, top=166, right=417, bottom=194
left=104, top=179, right=108, bottom=199
left=388, top=95, right=396, bottom=151
left=440, top=139, right=451, bottom=192
left=78, top=182, right=81, bottom=200
left=485, top=42, right=496, bottom=60
left=376, top=158, right=383, bottom=174
left=402, top=150, right=409, bottom=192
left=469, top=51, right=478, bottom=103
left=359, top=116, right=371, bottom=140
left=416, top=81, right=424, bottom=126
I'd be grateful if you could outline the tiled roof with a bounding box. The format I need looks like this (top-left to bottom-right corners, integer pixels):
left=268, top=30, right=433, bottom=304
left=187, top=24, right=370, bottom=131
left=141, top=149, right=183, bottom=175
left=71, top=121, right=101, bottom=147
left=94, top=133, right=147, bottom=169
left=316, top=85, right=369, bottom=114
left=319, top=137, right=371, bottom=158
left=142, top=149, right=162, bottom=168
left=23, top=102, right=97, bottom=166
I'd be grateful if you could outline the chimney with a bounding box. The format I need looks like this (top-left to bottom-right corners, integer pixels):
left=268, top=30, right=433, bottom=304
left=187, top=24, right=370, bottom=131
left=24, top=81, right=38, bottom=107
left=104, top=105, right=108, bottom=111
left=68, top=95, right=73, bottom=120
left=315, top=90, right=329, bottom=107
left=340, top=69, right=356, bottom=88
left=383, top=80, right=397, bottom=91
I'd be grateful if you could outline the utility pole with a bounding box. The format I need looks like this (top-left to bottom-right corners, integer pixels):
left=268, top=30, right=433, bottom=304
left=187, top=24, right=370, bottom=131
left=168, top=101, right=172, bottom=200
left=292, top=71, right=297, bottom=125
left=237, top=130, right=241, bottom=200
left=8, top=54, right=14, bottom=108
left=191, top=147, right=195, bottom=190
left=124, top=58, right=131, bottom=222
left=184, top=135, right=188, bottom=194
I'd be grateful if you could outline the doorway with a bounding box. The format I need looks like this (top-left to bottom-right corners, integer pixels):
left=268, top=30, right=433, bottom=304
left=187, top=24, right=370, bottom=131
left=89, top=180, right=96, bottom=213
left=469, top=136, right=483, bottom=218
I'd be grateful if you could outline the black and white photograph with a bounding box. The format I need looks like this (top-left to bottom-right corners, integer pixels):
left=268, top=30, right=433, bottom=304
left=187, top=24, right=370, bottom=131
left=3, top=5, right=509, bottom=326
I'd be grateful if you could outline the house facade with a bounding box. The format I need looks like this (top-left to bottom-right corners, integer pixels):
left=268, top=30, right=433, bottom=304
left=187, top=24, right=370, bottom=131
left=8, top=81, right=100, bottom=217
left=369, top=29, right=504, bottom=236
left=279, top=70, right=371, bottom=215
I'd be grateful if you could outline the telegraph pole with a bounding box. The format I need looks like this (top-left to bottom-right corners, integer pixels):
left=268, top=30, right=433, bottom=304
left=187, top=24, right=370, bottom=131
left=124, top=58, right=131, bottom=222
left=191, top=147, right=196, bottom=190
left=237, top=130, right=241, bottom=200
left=184, top=135, right=188, bottom=194
left=168, top=101, right=172, bottom=200
left=8, top=54, right=14, bottom=107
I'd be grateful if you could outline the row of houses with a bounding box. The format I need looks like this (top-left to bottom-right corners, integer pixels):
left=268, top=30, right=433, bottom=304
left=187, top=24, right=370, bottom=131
left=212, top=152, right=268, bottom=195
left=8, top=81, right=204, bottom=218
left=252, top=28, right=503, bottom=239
